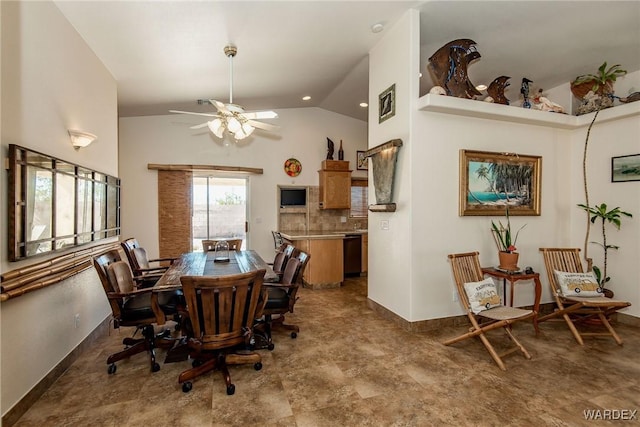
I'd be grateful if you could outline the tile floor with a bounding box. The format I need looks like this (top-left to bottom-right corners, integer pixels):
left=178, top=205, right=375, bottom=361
left=13, top=277, right=640, bottom=426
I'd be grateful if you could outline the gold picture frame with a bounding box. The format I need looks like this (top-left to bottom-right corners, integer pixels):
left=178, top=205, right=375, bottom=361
left=459, top=150, right=542, bottom=216
left=378, top=84, right=395, bottom=123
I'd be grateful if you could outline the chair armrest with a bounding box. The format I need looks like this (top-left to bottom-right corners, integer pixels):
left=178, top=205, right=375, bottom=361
left=148, top=257, right=176, bottom=264
left=263, top=283, right=297, bottom=290
left=137, top=267, right=168, bottom=273
left=107, top=287, right=154, bottom=298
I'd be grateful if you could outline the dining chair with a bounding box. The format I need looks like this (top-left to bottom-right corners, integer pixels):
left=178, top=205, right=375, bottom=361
left=271, top=243, right=295, bottom=280
left=539, top=247, right=631, bottom=345
left=445, top=251, right=534, bottom=371
left=93, top=249, right=183, bottom=373
left=271, top=231, right=284, bottom=249
left=178, top=269, right=266, bottom=395
left=121, top=237, right=175, bottom=286
left=256, top=250, right=310, bottom=350
left=202, top=238, right=243, bottom=252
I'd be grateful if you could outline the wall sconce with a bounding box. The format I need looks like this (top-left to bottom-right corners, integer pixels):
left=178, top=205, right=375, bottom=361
left=68, top=130, right=97, bottom=149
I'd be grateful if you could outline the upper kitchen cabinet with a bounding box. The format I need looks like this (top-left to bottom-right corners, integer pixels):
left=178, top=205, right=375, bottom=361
left=318, top=160, right=352, bottom=209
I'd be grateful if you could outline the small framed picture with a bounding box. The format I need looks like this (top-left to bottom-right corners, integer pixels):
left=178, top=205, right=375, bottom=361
left=612, top=154, right=640, bottom=182
left=378, top=84, right=395, bottom=123
left=356, top=151, right=368, bottom=170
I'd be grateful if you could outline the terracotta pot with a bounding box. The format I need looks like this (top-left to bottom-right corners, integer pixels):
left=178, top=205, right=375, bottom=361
left=570, top=80, right=613, bottom=100
left=498, top=251, right=519, bottom=271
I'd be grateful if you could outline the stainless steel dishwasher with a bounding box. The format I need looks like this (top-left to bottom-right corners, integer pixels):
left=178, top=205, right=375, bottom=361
left=343, top=234, right=362, bottom=276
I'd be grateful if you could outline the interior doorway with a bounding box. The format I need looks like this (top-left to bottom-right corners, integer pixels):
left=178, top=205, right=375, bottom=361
left=192, top=174, right=247, bottom=251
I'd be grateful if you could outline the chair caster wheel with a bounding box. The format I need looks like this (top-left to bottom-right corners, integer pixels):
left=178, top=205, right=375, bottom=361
left=151, top=362, right=161, bottom=372
left=108, top=364, right=117, bottom=375
left=254, top=362, right=262, bottom=371
left=226, top=384, right=235, bottom=395
left=267, top=343, right=275, bottom=351
left=291, top=332, right=297, bottom=339
left=182, top=382, right=192, bottom=393
left=192, top=359, right=203, bottom=368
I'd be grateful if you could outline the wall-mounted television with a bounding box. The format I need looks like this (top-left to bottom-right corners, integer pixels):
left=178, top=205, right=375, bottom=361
left=280, top=187, right=307, bottom=207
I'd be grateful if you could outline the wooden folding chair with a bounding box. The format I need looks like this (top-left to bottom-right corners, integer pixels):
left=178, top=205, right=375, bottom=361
left=445, top=252, right=534, bottom=371
left=539, top=248, right=631, bottom=345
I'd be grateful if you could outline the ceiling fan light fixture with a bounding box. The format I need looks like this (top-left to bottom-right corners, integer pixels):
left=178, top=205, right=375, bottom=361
left=227, top=116, right=241, bottom=133
left=242, top=122, right=255, bottom=136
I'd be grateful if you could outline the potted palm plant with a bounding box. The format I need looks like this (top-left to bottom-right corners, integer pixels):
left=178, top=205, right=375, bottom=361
left=577, top=202, right=632, bottom=296
left=491, top=207, right=526, bottom=271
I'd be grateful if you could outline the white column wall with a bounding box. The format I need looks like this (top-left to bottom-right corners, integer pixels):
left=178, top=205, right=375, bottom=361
left=118, top=108, right=368, bottom=262
left=1, top=1, right=117, bottom=415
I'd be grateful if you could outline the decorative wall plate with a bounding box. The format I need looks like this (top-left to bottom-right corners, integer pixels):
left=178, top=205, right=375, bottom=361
left=284, top=158, right=302, bottom=177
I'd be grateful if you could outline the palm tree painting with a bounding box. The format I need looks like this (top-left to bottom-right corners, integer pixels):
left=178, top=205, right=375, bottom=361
left=460, top=150, right=541, bottom=216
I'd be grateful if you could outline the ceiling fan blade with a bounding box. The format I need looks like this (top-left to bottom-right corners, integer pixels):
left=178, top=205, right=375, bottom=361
left=190, top=122, right=210, bottom=130
left=247, top=120, right=279, bottom=132
left=170, top=110, right=219, bottom=118
left=210, top=99, right=229, bottom=113
left=242, top=110, right=278, bottom=120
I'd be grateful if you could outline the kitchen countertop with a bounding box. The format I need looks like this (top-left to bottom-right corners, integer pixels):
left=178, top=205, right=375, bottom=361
left=280, top=230, right=368, bottom=240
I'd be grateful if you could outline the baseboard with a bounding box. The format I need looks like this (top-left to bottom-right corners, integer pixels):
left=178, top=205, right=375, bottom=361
left=1, top=316, right=111, bottom=427
left=617, top=312, right=640, bottom=327
left=366, top=298, right=557, bottom=333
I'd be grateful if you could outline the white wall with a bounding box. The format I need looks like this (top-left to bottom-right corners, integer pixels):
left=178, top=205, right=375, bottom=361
left=118, top=107, right=368, bottom=261
left=1, top=1, right=117, bottom=416
left=369, top=9, right=639, bottom=322
left=366, top=9, right=419, bottom=320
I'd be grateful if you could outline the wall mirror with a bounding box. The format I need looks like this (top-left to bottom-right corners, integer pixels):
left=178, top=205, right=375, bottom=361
left=8, top=144, right=120, bottom=261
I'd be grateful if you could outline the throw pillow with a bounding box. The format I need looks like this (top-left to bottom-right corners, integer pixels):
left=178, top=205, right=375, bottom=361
left=554, top=270, right=603, bottom=297
left=463, top=277, right=501, bottom=314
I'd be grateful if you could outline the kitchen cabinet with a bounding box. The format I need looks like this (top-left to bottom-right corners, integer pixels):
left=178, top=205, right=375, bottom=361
left=318, top=160, right=351, bottom=209
left=287, top=237, right=344, bottom=288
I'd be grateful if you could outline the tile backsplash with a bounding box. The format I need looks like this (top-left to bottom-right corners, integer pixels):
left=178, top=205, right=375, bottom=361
left=279, top=186, right=367, bottom=232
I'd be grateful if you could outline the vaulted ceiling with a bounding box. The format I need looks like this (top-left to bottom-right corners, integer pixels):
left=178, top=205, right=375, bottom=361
left=55, top=1, right=640, bottom=122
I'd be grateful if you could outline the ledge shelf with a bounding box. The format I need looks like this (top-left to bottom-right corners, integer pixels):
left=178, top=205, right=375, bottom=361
left=417, top=94, right=640, bottom=130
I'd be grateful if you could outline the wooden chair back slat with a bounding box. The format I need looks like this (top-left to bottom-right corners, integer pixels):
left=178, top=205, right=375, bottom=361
left=448, top=251, right=483, bottom=310
left=181, top=270, right=266, bottom=351
left=540, top=247, right=584, bottom=296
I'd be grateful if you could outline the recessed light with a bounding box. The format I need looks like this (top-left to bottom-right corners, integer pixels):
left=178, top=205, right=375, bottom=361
left=371, top=23, right=384, bottom=33
left=475, top=84, right=487, bottom=91
left=359, top=102, right=368, bottom=108
left=302, top=95, right=311, bottom=101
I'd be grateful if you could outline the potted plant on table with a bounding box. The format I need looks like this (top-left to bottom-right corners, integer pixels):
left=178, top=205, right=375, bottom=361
left=491, top=207, right=526, bottom=271
left=577, top=202, right=632, bottom=297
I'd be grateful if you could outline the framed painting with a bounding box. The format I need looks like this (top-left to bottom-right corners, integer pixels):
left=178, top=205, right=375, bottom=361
left=378, top=84, right=395, bottom=123
left=459, top=150, right=542, bottom=216
left=611, top=154, right=640, bottom=182
left=356, top=150, right=368, bottom=170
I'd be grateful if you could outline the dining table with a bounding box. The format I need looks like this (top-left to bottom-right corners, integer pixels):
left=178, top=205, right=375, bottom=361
left=153, top=249, right=279, bottom=292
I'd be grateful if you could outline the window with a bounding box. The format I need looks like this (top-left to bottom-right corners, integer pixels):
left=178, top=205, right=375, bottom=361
left=8, top=144, right=120, bottom=261
left=192, top=175, right=247, bottom=251
left=350, top=178, right=368, bottom=218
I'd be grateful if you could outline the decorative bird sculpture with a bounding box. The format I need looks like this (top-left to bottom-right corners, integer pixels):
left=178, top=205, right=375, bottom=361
left=487, top=76, right=511, bottom=105
left=428, top=39, right=482, bottom=99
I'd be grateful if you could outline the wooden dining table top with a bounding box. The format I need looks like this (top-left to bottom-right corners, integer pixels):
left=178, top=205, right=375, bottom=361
left=153, top=250, right=278, bottom=291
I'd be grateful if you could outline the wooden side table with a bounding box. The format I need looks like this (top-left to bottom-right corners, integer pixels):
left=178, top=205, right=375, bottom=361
left=482, top=267, right=541, bottom=335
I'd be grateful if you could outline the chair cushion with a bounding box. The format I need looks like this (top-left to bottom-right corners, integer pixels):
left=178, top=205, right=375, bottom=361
left=120, top=290, right=183, bottom=323
left=554, top=270, right=603, bottom=297
left=264, top=287, right=289, bottom=310
left=463, top=277, right=501, bottom=314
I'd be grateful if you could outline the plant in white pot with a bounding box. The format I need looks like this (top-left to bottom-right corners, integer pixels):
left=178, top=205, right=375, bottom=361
left=577, top=202, right=632, bottom=295
left=491, top=207, right=526, bottom=271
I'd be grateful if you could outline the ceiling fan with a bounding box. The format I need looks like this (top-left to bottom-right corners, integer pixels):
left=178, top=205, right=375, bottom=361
left=170, top=45, right=278, bottom=141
